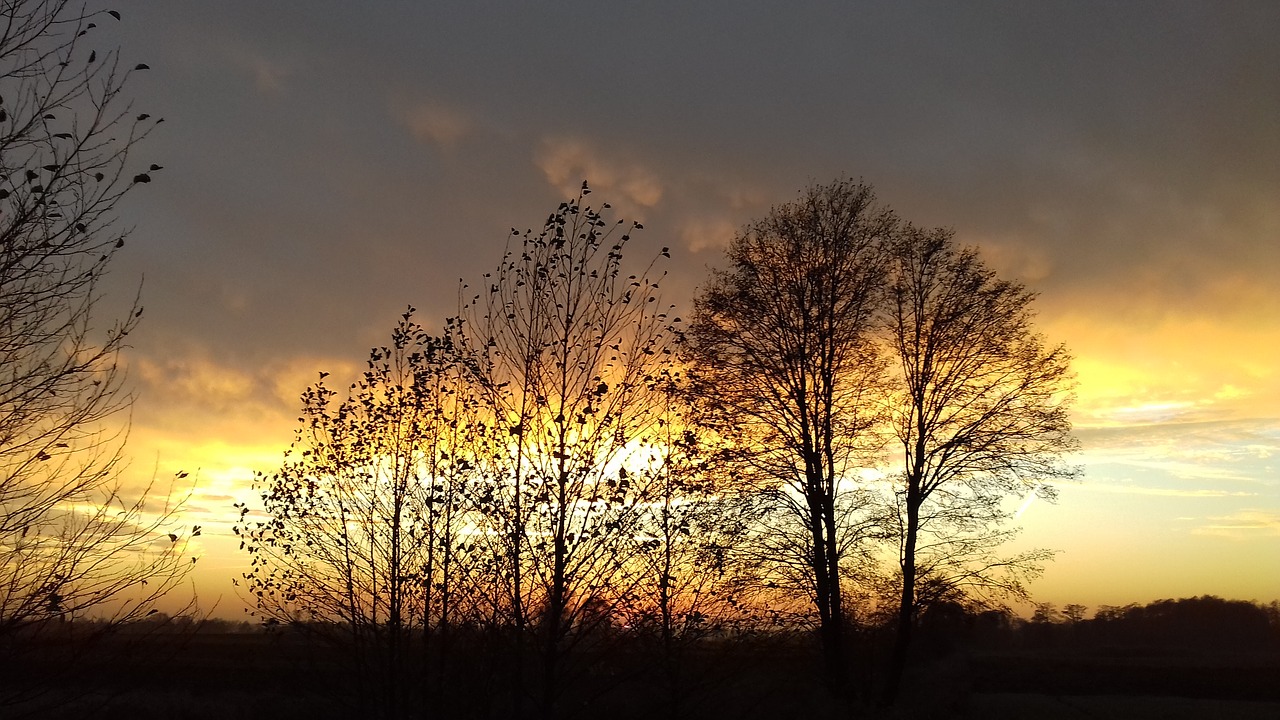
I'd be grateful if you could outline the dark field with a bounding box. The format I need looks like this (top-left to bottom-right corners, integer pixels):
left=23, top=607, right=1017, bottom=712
left=5, top=622, right=1278, bottom=720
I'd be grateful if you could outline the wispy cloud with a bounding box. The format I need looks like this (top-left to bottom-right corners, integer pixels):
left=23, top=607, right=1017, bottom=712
left=1193, top=509, right=1280, bottom=538
left=535, top=136, right=663, bottom=215
left=226, top=47, right=299, bottom=94
left=1073, top=483, right=1257, bottom=499
left=1078, top=418, right=1280, bottom=457
left=976, top=236, right=1053, bottom=283
left=397, top=102, right=471, bottom=150
left=678, top=215, right=738, bottom=253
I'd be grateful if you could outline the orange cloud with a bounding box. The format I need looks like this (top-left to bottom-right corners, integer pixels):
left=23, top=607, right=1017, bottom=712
left=535, top=136, right=663, bottom=214
left=1041, top=310, right=1280, bottom=428
left=678, top=216, right=738, bottom=253
left=397, top=102, right=471, bottom=150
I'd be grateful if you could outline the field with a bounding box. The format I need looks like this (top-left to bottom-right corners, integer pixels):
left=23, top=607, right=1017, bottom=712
left=5, top=626, right=1279, bottom=719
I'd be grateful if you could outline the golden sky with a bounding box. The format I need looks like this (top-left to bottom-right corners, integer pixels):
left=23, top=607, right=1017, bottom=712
left=94, top=1, right=1278, bottom=616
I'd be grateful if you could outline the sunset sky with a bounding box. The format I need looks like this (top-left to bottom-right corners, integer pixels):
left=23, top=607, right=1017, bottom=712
left=93, top=1, right=1278, bottom=617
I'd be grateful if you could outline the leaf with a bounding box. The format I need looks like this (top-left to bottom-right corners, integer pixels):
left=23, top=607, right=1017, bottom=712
left=134, top=63, right=150, bottom=70
left=137, top=113, right=150, bottom=121
left=149, top=163, right=163, bottom=171
left=132, top=173, right=151, bottom=183
left=168, top=533, right=178, bottom=543
left=108, top=10, right=120, bottom=20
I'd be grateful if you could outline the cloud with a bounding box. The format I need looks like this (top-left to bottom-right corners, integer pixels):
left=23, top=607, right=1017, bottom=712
left=398, top=102, right=471, bottom=150
left=131, top=349, right=360, bottom=419
left=678, top=215, right=738, bottom=253
left=132, top=354, right=257, bottom=414
left=973, top=236, right=1053, bottom=283
left=1193, top=510, right=1280, bottom=538
left=1077, top=418, right=1280, bottom=458
left=534, top=136, right=664, bottom=213
left=1073, top=483, right=1257, bottom=499
left=226, top=48, right=298, bottom=94
left=1045, top=310, right=1280, bottom=430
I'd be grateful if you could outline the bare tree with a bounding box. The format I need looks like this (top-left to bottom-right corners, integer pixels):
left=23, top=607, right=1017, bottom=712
left=687, top=179, right=895, bottom=694
left=881, top=226, right=1077, bottom=702
left=621, top=372, right=761, bottom=717
left=455, top=183, right=677, bottom=718
left=0, top=2, right=190, bottom=711
left=236, top=311, right=480, bottom=718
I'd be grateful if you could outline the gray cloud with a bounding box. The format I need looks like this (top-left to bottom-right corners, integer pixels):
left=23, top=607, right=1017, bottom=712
left=94, top=0, right=1278, bottom=439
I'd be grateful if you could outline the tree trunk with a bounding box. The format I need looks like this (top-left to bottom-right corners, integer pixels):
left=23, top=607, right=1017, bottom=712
left=884, top=489, right=920, bottom=704
left=822, top=495, right=846, bottom=695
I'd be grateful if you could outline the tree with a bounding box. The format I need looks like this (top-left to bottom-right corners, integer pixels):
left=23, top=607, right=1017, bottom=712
left=687, top=179, right=896, bottom=694
left=1062, top=603, right=1088, bottom=624
left=455, top=184, right=677, bottom=718
left=621, top=373, right=761, bottom=717
left=881, top=226, right=1077, bottom=702
left=0, top=1, right=189, bottom=709
left=236, top=311, right=481, bottom=718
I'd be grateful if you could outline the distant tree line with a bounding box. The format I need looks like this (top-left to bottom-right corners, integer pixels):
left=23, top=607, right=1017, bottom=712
left=1022, top=596, right=1280, bottom=652
left=234, top=179, right=1078, bottom=719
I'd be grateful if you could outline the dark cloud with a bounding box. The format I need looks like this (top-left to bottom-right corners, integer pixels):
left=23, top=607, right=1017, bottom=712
left=94, top=1, right=1277, bottom=408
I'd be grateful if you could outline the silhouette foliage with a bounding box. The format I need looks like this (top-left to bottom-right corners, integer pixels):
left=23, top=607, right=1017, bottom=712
left=0, top=1, right=189, bottom=711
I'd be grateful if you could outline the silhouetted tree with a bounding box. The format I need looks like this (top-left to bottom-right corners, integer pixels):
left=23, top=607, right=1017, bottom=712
left=0, top=2, right=191, bottom=710
left=237, top=312, right=481, bottom=718
left=1062, top=603, right=1087, bottom=624
left=879, top=487, right=1053, bottom=615
left=687, top=179, right=895, bottom=695
left=621, top=374, right=762, bottom=716
left=882, top=226, right=1077, bottom=702
left=455, top=183, right=679, bottom=718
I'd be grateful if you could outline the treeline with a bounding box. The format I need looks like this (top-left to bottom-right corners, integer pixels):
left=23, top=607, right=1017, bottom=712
left=1018, top=596, right=1280, bottom=652
left=76, top=594, right=1280, bottom=655
left=233, top=180, right=1077, bottom=718
left=19, top=596, right=1277, bottom=720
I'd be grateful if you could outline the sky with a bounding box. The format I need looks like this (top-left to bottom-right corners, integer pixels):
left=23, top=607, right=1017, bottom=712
left=84, top=1, right=1279, bottom=617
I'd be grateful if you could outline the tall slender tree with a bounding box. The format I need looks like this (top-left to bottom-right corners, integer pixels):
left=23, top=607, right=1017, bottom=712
left=623, top=370, right=760, bottom=716
left=456, top=183, right=678, bottom=718
left=687, top=179, right=895, bottom=694
left=882, top=226, right=1077, bottom=702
